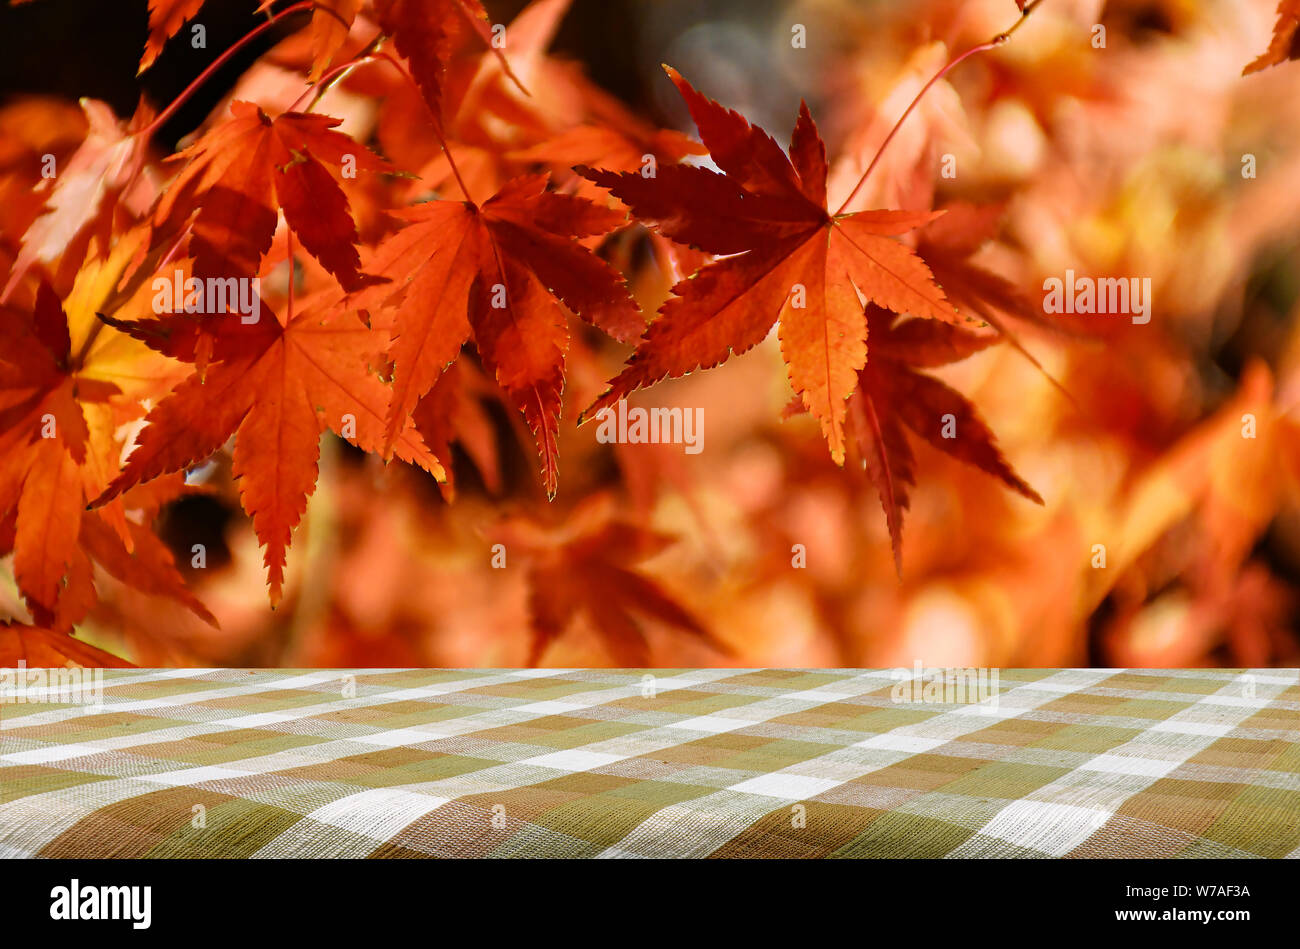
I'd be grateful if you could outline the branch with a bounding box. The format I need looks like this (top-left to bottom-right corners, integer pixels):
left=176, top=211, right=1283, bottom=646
left=834, top=0, right=1047, bottom=215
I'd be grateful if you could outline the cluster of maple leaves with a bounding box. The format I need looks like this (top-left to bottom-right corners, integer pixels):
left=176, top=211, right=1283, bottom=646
left=1, top=0, right=1297, bottom=666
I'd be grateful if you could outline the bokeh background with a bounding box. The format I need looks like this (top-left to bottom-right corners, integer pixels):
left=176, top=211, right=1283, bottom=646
left=2, top=0, right=1300, bottom=667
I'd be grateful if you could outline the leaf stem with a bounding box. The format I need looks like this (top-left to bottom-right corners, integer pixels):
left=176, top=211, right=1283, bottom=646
left=437, top=136, right=475, bottom=206
left=289, top=32, right=387, bottom=113
left=286, top=229, right=296, bottom=323
left=289, top=56, right=375, bottom=112
left=834, top=0, right=1046, bottom=215
left=138, top=0, right=314, bottom=141
left=363, top=49, right=477, bottom=205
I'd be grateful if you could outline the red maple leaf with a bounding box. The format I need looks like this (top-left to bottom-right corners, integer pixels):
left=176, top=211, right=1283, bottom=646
left=916, top=201, right=1077, bottom=398
left=847, top=306, right=1043, bottom=571
left=495, top=499, right=722, bottom=665
left=576, top=67, right=957, bottom=464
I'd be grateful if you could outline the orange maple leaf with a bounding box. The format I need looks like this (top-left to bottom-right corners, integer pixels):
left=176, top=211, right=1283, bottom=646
left=0, top=622, right=134, bottom=667
left=138, top=0, right=206, bottom=74
left=409, top=359, right=503, bottom=499
left=140, top=0, right=362, bottom=76
left=577, top=67, right=957, bottom=464
left=154, top=101, right=390, bottom=291
left=92, top=298, right=442, bottom=606
left=300, top=0, right=363, bottom=81
left=373, top=0, right=525, bottom=137
left=1244, top=0, right=1300, bottom=75
left=357, top=173, right=640, bottom=496
left=1, top=98, right=152, bottom=304
left=0, top=280, right=213, bottom=627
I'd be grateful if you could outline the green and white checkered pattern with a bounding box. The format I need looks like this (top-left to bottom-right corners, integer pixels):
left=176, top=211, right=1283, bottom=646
left=2, top=668, right=1297, bottom=857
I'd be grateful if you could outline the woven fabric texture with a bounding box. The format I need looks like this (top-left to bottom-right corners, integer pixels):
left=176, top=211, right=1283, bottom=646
left=2, top=668, right=1298, bottom=858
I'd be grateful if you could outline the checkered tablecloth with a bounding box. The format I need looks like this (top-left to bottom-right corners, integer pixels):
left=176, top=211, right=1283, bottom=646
left=1, top=668, right=1297, bottom=858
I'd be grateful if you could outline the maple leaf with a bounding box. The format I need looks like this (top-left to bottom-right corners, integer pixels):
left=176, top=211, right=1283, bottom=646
left=1244, top=0, right=1300, bottom=75
left=0, top=274, right=212, bottom=628
left=0, top=622, right=134, bottom=667
left=153, top=101, right=390, bottom=291
left=409, top=359, right=503, bottom=499
left=495, top=499, right=721, bottom=665
left=510, top=123, right=706, bottom=204
left=138, top=0, right=206, bottom=74
left=1, top=98, right=152, bottom=303
left=301, top=0, right=363, bottom=81
left=402, top=0, right=575, bottom=199
left=252, top=0, right=366, bottom=81
left=409, top=0, right=706, bottom=210
left=916, top=203, right=1033, bottom=325
left=916, top=201, right=1076, bottom=397
left=846, top=306, right=1043, bottom=571
left=577, top=67, right=956, bottom=464
left=91, top=297, right=443, bottom=606
left=356, top=172, right=640, bottom=496
left=373, top=0, right=524, bottom=138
